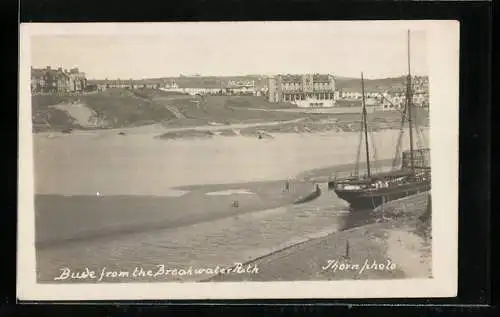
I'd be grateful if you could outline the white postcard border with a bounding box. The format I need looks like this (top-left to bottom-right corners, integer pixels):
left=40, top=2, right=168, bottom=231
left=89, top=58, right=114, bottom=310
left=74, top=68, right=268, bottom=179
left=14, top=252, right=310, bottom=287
left=18, top=20, right=459, bottom=300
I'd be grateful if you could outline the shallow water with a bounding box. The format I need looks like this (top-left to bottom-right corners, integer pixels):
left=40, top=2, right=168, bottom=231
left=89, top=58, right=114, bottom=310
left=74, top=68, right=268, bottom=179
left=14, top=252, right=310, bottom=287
left=36, top=184, right=376, bottom=283
left=205, top=189, right=255, bottom=196
left=34, top=129, right=427, bottom=196
left=33, top=130, right=424, bottom=282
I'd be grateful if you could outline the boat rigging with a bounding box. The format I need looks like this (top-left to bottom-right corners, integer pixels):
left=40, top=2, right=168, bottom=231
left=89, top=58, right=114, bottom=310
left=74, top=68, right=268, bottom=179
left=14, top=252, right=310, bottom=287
left=327, top=30, right=431, bottom=210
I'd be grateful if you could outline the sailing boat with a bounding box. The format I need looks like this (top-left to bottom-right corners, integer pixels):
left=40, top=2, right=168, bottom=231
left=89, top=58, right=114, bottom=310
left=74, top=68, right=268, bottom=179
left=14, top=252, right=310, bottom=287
left=327, top=30, right=431, bottom=210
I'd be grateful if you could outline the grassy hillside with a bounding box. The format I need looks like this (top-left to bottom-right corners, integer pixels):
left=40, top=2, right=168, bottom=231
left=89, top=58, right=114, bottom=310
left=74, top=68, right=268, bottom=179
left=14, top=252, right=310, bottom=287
left=224, top=96, right=296, bottom=109
left=32, top=95, right=81, bottom=132
left=130, top=87, right=188, bottom=100
left=164, top=95, right=304, bottom=126
left=31, top=84, right=428, bottom=133
left=31, top=91, right=303, bottom=132
left=32, top=89, right=177, bottom=132
left=78, top=89, right=177, bottom=127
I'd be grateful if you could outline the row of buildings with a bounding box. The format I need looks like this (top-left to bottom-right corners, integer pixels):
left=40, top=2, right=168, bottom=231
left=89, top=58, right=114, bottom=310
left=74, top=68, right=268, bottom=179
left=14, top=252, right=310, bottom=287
left=86, top=79, right=163, bottom=91
left=371, top=75, right=429, bottom=109
left=160, top=79, right=258, bottom=96
left=30, top=66, right=428, bottom=109
left=266, top=73, right=429, bottom=109
left=31, top=66, right=88, bottom=93
left=85, top=78, right=260, bottom=96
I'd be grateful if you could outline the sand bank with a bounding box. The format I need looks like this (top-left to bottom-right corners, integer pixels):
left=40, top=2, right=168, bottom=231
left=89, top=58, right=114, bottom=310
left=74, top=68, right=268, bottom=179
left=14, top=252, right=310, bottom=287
left=35, top=180, right=315, bottom=247
left=205, top=189, right=255, bottom=196
left=207, top=196, right=431, bottom=282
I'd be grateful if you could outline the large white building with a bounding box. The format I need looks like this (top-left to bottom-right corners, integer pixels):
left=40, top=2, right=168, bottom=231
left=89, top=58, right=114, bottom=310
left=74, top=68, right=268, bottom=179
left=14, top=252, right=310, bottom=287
left=159, top=80, right=223, bottom=95
left=267, top=74, right=338, bottom=108
left=226, top=80, right=256, bottom=95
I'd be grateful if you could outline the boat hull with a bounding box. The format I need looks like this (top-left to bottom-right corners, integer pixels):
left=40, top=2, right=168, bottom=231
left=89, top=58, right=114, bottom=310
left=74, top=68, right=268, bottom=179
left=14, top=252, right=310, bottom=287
left=331, top=181, right=430, bottom=210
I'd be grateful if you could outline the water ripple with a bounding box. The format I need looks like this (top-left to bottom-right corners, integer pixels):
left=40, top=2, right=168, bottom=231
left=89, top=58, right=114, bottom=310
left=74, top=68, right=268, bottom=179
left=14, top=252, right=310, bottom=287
left=37, top=184, right=370, bottom=283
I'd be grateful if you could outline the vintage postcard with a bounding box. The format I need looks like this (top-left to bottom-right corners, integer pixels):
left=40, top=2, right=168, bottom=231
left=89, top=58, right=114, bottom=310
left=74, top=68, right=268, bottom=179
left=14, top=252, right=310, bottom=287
left=18, top=21, right=459, bottom=300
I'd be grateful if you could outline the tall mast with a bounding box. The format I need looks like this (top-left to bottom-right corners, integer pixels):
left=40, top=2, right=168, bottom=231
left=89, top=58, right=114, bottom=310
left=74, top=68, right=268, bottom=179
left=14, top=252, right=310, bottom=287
left=361, top=72, right=371, bottom=178
left=406, top=29, right=415, bottom=174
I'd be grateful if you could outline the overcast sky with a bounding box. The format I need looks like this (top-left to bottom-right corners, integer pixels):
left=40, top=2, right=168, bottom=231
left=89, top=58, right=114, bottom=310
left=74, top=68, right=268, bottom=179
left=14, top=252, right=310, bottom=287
left=30, top=22, right=428, bottom=79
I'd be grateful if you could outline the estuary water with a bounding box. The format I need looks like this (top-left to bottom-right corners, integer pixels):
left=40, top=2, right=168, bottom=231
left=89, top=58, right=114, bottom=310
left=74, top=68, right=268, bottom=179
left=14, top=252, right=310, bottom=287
left=33, top=128, right=427, bottom=282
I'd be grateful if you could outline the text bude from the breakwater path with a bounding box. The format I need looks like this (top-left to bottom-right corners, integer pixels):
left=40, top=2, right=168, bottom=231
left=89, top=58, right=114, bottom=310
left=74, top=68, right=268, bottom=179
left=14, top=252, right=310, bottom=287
left=53, top=263, right=259, bottom=282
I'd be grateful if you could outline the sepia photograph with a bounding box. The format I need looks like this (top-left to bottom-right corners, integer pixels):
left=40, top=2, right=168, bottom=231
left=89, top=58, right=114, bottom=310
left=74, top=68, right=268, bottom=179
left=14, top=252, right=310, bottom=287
left=18, top=21, right=459, bottom=300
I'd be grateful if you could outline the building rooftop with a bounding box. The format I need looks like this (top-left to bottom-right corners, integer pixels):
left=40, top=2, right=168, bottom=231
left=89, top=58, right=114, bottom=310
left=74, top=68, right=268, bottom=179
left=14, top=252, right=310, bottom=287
left=86, top=78, right=166, bottom=85
left=278, top=74, right=332, bottom=84
left=86, top=79, right=108, bottom=85
left=177, top=81, right=224, bottom=89
left=31, top=68, right=46, bottom=78
left=32, top=67, right=86, bottom=80
left=312, top=74, right=330, bottom=82
left=280, top=75, right=302, bottom=83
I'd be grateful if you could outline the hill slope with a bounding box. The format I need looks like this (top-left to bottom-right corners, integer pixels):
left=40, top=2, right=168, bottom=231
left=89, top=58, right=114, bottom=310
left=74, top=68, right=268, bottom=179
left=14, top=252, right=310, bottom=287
left=32, top=89, right=177, bottom=132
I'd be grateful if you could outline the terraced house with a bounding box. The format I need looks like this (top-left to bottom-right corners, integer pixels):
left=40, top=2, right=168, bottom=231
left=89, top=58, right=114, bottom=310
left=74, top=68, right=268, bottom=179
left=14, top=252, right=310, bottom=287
left=377, top=79, right=429, bottom=111
left=86, top=78, right=164, bottom=91
left=31, top=66, right=87, bottom=93
left=267, top=74, right=338, bottom=108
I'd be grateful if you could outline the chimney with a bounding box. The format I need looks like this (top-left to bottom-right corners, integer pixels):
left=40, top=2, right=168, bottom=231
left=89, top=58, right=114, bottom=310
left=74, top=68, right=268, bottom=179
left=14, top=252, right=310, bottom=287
left=58, top=67, right=62, bottom=72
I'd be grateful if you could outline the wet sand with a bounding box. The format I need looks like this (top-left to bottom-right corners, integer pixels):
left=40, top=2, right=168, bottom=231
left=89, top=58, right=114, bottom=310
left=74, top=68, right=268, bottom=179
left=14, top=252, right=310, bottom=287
left=36, top=179, right=314, bottom=248
left=206, top=217, right=431, bottom=281
left=36, top=184, right=355, bottom=283
left=207, top=193, right=432, bottom=282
